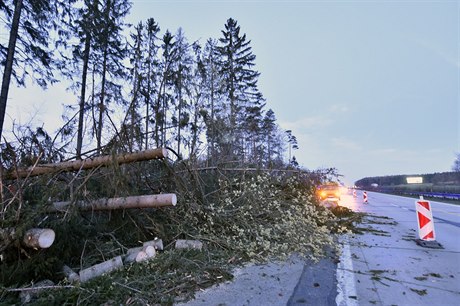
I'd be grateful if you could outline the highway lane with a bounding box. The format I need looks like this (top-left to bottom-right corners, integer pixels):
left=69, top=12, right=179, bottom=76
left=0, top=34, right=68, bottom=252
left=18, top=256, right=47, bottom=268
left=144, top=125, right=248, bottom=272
left=336, top=191, right=460, bottom=306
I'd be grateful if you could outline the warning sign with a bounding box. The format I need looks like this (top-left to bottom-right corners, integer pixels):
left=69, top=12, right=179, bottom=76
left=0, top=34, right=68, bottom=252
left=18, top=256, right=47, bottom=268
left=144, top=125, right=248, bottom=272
left=415, top=200, right=435, bottom=241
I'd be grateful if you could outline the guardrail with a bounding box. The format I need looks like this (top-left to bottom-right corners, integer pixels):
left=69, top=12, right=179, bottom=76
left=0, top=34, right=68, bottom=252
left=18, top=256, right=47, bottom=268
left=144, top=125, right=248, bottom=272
left=403, top=191, right=460, bottom=201
left=373, top=188, right=460, bottom=201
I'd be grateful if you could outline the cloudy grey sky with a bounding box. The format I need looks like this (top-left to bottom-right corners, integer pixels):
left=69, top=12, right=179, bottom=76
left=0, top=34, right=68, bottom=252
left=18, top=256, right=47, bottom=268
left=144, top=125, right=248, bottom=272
left=4, top=0, right=459, bottom=185
left=126, top=0, right=458, bottom=184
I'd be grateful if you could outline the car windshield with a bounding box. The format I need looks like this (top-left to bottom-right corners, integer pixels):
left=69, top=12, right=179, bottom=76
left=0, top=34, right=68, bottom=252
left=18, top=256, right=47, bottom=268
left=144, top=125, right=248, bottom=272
left=320, top=185, right=339, bottom=190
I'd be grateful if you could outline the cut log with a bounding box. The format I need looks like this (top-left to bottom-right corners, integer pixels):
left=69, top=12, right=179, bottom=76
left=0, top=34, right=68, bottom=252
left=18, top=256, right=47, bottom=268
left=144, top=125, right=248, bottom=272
left=124, top=245, right=156, bottom=263
left=22, top=228, right=55, bottom=249
left=1, top=228, right=55, bottom=250
left=5, top=148, right=168, bottom=179
left=19, top=279, right=54, bottom=304
left=175, top=239, right=203, bottom=250
left=51, top=193, right=177, bottom=212
left=62, top=265, right=80, bottom=283
left=79, top=256, right=123, bottom=283
left=143, top=238, right=164, bottom=250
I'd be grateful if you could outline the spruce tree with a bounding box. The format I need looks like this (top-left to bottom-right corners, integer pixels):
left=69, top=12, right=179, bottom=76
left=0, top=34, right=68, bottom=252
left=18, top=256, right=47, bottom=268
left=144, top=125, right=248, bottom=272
left=61, top=0, right=99, bottom=158
left=0, top=0, right=67, bottom=141
left=262, top=108, right=277, bottom=166
left=216, top=18, right=263, bottom=162
left=155, top=30, right=176, bottom=147
left=141, top=18, right=161, bottom=150
left=201, top=38, right=222, bottom=164
left=92, top=0, right=131, bottom=153
left=125, top=21, right=145, bottom=151
left=171, top=28, right=193, bottom=157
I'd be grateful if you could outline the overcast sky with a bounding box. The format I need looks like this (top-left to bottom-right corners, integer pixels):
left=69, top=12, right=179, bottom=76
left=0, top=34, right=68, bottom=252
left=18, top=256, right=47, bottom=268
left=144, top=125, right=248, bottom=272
left=4, top=0, right=459, bottom=185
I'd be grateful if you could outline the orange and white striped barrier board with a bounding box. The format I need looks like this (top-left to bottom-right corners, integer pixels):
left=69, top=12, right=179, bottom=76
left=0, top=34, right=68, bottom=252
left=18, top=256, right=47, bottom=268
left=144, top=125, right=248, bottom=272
left=415, top=199, right=435, bottom=241
left=363, top=191, right=368, bottom=203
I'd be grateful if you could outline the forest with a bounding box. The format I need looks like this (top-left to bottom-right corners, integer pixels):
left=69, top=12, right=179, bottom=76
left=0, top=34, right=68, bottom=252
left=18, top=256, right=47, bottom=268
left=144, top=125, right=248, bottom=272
left=0, top=0, right=299, bottom=166
left=355, top=171, right=460, bottom=195
left=0, top=1, right=352, bottom=304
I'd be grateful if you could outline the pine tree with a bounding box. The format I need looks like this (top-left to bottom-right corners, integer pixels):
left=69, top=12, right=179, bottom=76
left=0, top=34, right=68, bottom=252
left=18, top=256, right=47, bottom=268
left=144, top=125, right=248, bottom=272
left=92, top=0, right=131, bottom=153
left=141, top=18, right=161, bottom=150
left=285, top=129, right=299, bottom=164
left=262, top=109, right=277, bottom=166
left=61, top=0, right=99, bottom=158
left=155, top=30, right=176, bottom=148
left=188, top=42, right=205, bottom=158
left=0, top=0, right=66, bottom=141
left=171, top=28, right=193, bottom=157
left=216, top=18, right=263, bottom=162
left=124, top=20, right=144, bottom=151
left=200, top=38, right=223, bottom=164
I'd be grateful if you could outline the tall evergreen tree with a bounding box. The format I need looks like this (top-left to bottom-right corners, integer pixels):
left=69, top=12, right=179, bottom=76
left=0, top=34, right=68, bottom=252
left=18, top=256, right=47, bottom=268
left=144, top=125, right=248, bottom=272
left=216, top=18, right=263, bottom=162
left=188, top=42, right=205, bottom=158
left=285, top=129, right=299, bottom=164
left=141, top=18, right=161, bottom=150
left=0, top=0, right=67, bottom=141
left=171, top=28, right=193, bottom=157
left=155, top=30, right=176, bottom=148
left=201, top=38, right=223, bottom=164
left=124, top=20, right=144, bottom=151
left=92, top=0, right=131, bottom=153
left=262, top=108, right=277, bottom=166
left=61, top=0, right=99, bottom=158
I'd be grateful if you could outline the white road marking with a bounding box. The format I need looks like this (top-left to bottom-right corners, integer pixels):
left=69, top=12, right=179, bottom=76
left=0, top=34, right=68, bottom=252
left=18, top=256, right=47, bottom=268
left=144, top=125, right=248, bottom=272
left=336, top=236, right=358, bottom=306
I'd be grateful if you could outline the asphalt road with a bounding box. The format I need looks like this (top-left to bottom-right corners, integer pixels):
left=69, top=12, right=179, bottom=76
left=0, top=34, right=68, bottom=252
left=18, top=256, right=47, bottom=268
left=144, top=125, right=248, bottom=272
left=177, top=191, right=460, bottom=306
left=337, top=191, right=460, bottom=306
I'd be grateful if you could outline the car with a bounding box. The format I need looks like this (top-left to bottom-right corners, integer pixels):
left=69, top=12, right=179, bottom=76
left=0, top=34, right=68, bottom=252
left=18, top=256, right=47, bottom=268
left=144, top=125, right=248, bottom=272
left=316, top=183, right=341, bottom=202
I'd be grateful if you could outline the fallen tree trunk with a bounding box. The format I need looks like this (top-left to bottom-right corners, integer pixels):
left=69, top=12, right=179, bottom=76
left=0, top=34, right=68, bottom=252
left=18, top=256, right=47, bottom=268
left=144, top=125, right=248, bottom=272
left=50, top=193, right=177, bottom=212
left=5, top=148, right=168, bottom=179
left=175, top=239, right=203, bottom=250
left=79, top=256, right=123, bottom=283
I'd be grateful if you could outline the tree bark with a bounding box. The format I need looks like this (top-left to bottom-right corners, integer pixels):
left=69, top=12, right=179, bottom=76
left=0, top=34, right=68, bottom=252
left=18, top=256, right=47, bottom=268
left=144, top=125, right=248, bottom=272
left=4, top=148, right=168, bottom=179
left=51, top=193, right=177, bottom=212
left=0, top=0, right=23, bottom=140
left=79, top=256, right=123, bottom=283
left=96, top=0, right=111, bottom=154
left=175, top=239, right=203, bottom=250
left=76, top=25, right=92, bottom=159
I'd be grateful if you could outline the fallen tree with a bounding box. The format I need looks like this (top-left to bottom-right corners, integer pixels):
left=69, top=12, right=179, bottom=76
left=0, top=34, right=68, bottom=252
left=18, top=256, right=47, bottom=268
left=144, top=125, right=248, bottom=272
left=50, top=193, right=177, bottom=212
left=4, top=148, right=168, bottom=179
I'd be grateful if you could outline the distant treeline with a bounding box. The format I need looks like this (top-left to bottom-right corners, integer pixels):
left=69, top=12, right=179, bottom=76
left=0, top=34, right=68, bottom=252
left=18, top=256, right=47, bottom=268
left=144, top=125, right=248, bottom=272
left=355, top=171, right=460, bottom=188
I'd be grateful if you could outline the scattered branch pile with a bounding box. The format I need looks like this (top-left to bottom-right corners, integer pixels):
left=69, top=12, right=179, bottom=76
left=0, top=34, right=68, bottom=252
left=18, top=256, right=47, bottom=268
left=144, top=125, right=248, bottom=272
left=0, top=146, right=356, bottom=304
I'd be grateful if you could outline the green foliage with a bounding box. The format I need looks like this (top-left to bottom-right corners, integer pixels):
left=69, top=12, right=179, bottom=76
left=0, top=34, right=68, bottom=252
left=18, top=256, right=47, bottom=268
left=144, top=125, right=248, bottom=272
left=0, top=158, right=355, bottom=304
left=166, top=171, right=339, bottom=262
